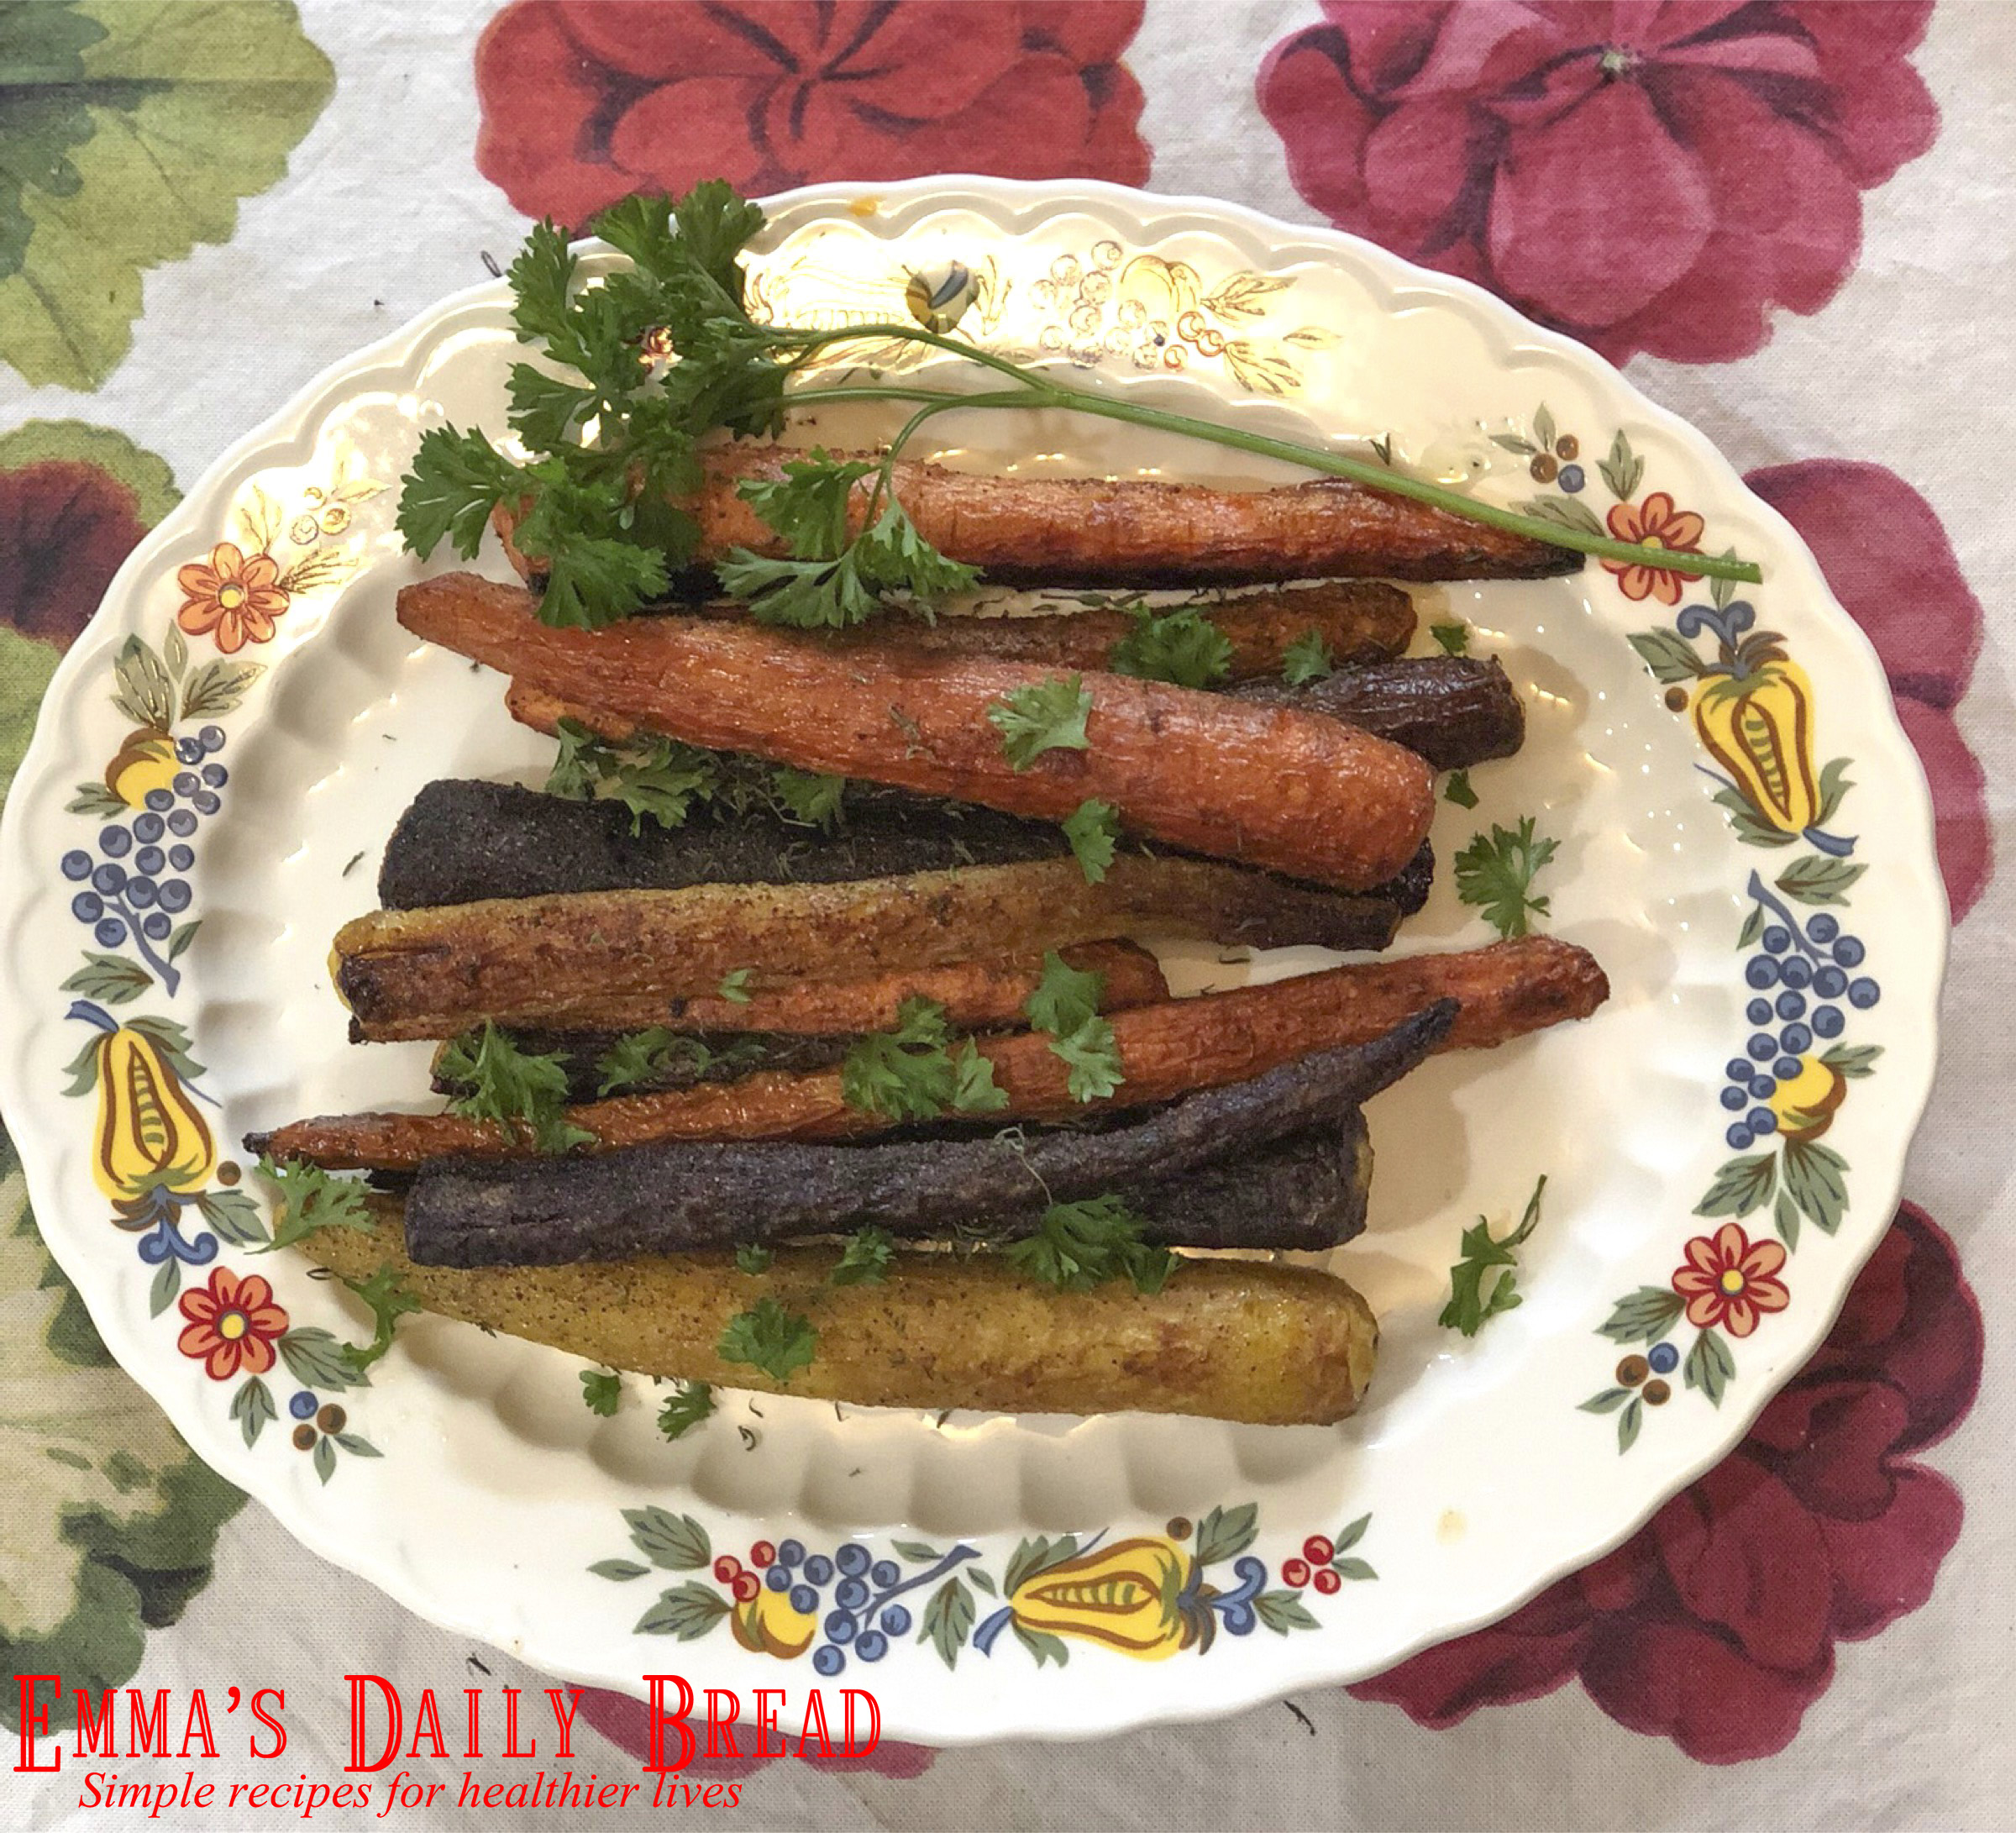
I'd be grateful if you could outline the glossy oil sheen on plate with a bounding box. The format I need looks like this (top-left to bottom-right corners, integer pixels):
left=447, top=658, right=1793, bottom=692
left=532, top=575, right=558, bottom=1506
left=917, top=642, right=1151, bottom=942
left=0, top=179, right=1945, bottom=1742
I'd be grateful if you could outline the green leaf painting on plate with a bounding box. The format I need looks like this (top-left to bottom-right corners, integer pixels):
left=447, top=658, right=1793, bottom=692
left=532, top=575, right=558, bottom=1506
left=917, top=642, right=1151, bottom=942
left=0, top=0, right=334, bottom=389
left=0, top=1127, right=243, bottom=1729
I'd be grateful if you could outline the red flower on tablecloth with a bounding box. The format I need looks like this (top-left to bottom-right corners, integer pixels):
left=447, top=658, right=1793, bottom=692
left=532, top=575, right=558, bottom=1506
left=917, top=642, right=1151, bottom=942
left=1353, top=1201, right=1978, bottom=1762
left=1746, top=460, right=1992, bottom=920
left=474, top=1, right=1149, bottom=229
left=1257, top=2, right=1939, bottom=365
left=1602, top=491, right=1706, bottom=604
left=176, top=1266, right=291, bottom=1383
left=572, top=1686, right=937, bottom=1781
left=1673, top=1223, right=1790, bottom=1337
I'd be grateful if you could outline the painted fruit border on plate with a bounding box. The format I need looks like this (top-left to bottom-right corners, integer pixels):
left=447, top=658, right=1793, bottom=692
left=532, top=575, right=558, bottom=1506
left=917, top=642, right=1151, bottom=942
left=0, top=179, right=1945, bottom=1738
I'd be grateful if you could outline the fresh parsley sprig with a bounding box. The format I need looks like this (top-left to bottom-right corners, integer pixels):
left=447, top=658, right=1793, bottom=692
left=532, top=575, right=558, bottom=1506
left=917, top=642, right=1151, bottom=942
left=717, top=449, right=980, bottom=629
left=1005, top=1195, right=1176, bottom=1296
left=1440, top=1176, right=1546, bottom=1336
left=439, top=1022, right=595, bottom=1153
left=1453, top=815, right=1559, bottom=940
left=397, top=184, right=1761, bottom=636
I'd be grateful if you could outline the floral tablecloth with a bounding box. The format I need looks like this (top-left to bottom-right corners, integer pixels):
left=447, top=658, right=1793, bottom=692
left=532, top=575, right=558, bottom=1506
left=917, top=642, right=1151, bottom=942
left=2, top=3, right=2008, bottom=1827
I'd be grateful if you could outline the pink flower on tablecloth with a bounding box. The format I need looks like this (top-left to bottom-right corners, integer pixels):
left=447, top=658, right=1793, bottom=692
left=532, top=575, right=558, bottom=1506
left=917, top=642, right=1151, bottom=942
left=1744, top=460, right=1991, bottom=921
left=573, top=1685, right=937, bottom=1782
left=1257, top=2, right=1939, bottom=365
left=1352, top=1201, right=1978, bottom=1762
left=474, top=1, right=1148, bottom=229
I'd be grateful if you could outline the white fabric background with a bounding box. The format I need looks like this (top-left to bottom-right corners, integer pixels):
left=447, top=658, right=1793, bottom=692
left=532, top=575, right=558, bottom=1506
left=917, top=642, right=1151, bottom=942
left=5, top=2, right=2013, bottom=1826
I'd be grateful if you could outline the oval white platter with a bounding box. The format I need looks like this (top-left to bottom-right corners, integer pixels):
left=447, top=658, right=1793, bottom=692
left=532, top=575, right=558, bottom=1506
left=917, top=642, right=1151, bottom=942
left=0, top=179, right=1945, bottom=1743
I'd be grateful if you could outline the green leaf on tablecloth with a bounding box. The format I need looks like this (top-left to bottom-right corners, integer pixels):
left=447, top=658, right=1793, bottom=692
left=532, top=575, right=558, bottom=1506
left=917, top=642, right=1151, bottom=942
left=0, top=1128, right=244, bottom=1731
left=0, top=1, right=335, bottom=390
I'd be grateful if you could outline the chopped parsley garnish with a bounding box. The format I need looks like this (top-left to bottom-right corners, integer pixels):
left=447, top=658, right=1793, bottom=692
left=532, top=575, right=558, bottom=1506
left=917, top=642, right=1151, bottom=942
left=717, top=1298, right=818, bottom=1385
left=1023, top=951, right=1125, bottom=1103
left=1431, top=622, right=1472, bottom=655
left=253, top=1154, right=374, bottom=1253
left=1005, top=1195, right=1177, bottom=1296
left=770, top=767, right=847, bottom=829
left=438, top=1021, right=594, bottom=1153
left=716, top=969, right=753, bottom=1005
left=545, top=719, right=842, bottom=836
left=841, top=995, right=1007, bottom=1122
left=1108, top=603, right=1232, bottom=689
left=1443, top=769, right=1479, bottom=810
left=339, top=1263, right=423, bottom=1373
left=580, top=1368, right=622, bottom=1416
left=1440, top=1176, right=1546, bottom=1336
left=734, top=1242, right=774, bottom=1275
left=1453, top=816, right=1559, bottom=939
left=596, top=1027, right=708, bottom=1096
left=831, top=1226, right=895, bottom=1287
left=986, top=675, right=1092, bottom=769
left=1281, top=630, right=1334, bottom=685
left=657, top=1381, right=716, bottom=1440
left=1023, top=949, right=1103, bottom=1035
left=1060, top=797, right=1119, bottom=885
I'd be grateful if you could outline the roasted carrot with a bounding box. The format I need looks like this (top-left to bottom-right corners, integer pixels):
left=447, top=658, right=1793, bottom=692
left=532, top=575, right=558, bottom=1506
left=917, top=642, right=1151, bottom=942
left=303, top=1213, right=1380, bottom=1425
left=400, top=574, right=1437, bottom=890
left=412, top=942, right=1167, bottom=1048
left=495, top=444, right=1578, bottom=586
left=255, top=937, right=1609, bottom=1169
left=333, top=857, right=1403, bottom=1042
left=588, top=578, right=1417, bottom=674
left=508, top=654, right=1523, bottom=773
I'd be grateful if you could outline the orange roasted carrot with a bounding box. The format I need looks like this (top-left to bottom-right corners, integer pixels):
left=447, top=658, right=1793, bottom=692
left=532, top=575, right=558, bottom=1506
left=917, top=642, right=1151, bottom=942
left=495, top=444, right=1578, bottom=586
left=398, top=574, right=1436, bottom=891
left=499, top=578, right=1414, bottom=676
left=395, top=942, right=1167, bottom=1045
left=255, top=937, right=1608, bottom=1170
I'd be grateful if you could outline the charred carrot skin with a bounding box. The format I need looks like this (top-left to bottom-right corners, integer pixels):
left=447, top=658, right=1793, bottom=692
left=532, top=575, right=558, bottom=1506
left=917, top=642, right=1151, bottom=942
left=496, top=444, right=1580, bottom=586
left=253, top=936, right=1609, bottom=1170
left=398, top=575, right=1438, bottom=891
